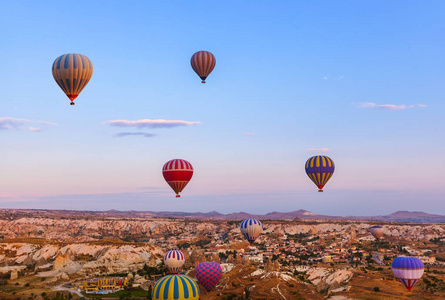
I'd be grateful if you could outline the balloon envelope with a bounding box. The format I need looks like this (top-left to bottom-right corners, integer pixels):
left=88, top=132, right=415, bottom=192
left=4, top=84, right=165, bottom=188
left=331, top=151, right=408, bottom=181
left=152, top=275, right=199, bottom=300
left=52, top=53, right=93, bottom=105
left=392, top=256, right=424, bottom=291
left=195, top=262, right=222, bottom=292
left=191, top=51, right=216, bottom=83
left=370, top=226, right=384, bottom=240
left=162, top=159, right=193, bottom=197
left=164, top=250, right=185, bottom=274
left=240, top=219, right=263, bottom=244
left=305, top=155, right=335, bottom=192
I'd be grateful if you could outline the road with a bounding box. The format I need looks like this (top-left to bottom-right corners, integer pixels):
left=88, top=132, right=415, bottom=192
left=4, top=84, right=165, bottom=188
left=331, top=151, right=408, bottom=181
left=372, top=254, right=386, bottom=266
left=53, top=284, right=84, bottom=298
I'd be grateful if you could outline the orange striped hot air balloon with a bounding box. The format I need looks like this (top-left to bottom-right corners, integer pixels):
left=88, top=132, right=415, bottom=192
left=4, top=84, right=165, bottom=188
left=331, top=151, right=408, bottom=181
left=190, top=51, right=216, bottom=83
left=162, top=159, right=194, bottom=197
left=52, top=53, right=93, bottom=105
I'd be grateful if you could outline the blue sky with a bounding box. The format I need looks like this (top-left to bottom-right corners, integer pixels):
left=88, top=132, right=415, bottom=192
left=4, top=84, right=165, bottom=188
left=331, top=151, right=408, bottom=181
left=1, top=1, right=444, bottom=215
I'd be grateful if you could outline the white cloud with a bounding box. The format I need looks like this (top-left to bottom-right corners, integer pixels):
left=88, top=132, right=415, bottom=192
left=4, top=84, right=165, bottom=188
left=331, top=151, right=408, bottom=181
left=114, top=132, right=156, bottom=138
left=0, top=117, right=56, bottom=130
left=306, top=148, right=330, bottom=153
left=243, top=133, right=255, bottom=136
left=106, top=119, right=201, bottom=129
left=377, top=104, right=410, bottom=110
left=354, top=103, right=427, bottom=110
left=0, top=117, right=28, bottom=129
left=28, top=127, right=41, bottom=132
left=357, top=103, right=376, bottom=108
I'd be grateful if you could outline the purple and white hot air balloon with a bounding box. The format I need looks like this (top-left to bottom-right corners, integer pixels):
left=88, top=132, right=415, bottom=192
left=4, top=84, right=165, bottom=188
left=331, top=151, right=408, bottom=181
left=392, top=256, right=424, bottom=291
left=195, top=262, right=222, bottom=292
left=164, top=250, right=185, bottom=274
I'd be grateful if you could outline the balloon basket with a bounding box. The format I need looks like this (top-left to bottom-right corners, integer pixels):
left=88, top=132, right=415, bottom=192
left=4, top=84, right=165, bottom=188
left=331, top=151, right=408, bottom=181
left=70, top=102, right=75, bottom=105
left=176, top=195, right=180, bottom=198
left=201, top=80, right=206, bottom=83
left=318, top=190, right=323, bottom=192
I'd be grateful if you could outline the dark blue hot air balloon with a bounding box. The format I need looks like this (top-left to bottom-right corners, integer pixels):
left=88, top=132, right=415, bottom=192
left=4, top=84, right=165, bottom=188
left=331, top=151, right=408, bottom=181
left=305, top=155, right=335, bottom=192
left=392, top=256, right=424, bottom=291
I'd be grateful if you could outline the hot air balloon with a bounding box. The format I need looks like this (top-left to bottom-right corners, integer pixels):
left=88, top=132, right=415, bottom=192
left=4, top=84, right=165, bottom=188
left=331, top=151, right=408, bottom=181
left=152, top=274, right=199, bottom=300
left=191, top=51, right=216, bottom=83
left=305, top=155, right=335, bottom=192
left=164, top=250, right=185, bottom=274
left=52, top=53, right=93, bottom=105
left=162, top=159, right=194, bottom=197
left=240, top=219, right=263, bottom=244
left=195, top=262, right=222, bottom=292
left=392, top=256, right=424, bottom=292
left=370, top=226, right=384, bottom=240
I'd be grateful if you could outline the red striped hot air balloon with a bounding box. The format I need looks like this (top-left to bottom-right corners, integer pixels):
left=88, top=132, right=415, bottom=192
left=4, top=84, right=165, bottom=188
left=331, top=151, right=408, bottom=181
left=164, top=250, right=185, bottom=274
left=191, top=51, right=216, bottom=83
left=162, top=159, right=193, bottom=197
left=52, top=53, right=93, bottom=105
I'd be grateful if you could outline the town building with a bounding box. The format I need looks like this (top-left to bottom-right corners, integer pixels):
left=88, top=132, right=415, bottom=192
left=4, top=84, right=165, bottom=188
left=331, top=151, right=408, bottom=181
left=83, top=277, right=129, bottom=293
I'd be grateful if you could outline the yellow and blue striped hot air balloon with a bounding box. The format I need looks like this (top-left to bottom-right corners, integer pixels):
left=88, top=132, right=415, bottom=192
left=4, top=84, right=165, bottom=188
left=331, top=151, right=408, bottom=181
left=152, top=274, right=199, bottom=300
left=305, top=155, right=335, bottom=192
left=52, top=53, right=93, bottom=105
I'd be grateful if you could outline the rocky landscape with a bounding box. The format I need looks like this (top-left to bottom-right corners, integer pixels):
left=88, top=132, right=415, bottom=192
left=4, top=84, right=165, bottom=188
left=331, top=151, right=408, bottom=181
left=0, top=214, right=443, bottom=243
left=0, top=209, right=443, bottom=299
left=1, top=208, right=444, bottom=223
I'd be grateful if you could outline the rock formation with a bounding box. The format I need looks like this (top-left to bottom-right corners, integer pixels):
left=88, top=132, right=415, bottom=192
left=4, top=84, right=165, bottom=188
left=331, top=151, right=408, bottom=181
left=10, top=270, right=18, bottom=280
left=53, top=252, right=72, bottom=270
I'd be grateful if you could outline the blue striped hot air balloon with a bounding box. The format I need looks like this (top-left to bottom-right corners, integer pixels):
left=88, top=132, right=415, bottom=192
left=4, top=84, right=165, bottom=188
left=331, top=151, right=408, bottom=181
left=240, top=219, right=263, bottom=244
left=152, top=275, right=199, bottom=300
left=305, top=155, right=335, bottom=192
left=52, top=53, right=93, bottom=105
left=392, top=256, right=424, bottom=291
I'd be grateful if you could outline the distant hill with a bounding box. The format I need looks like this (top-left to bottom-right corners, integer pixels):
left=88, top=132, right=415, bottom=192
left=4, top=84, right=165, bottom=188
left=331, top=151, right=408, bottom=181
left=0, top=208, right=443, bottom=223
left=349, top=211, right=445, bottom=223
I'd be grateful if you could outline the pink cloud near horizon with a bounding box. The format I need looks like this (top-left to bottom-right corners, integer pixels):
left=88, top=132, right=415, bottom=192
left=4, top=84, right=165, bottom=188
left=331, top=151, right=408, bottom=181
left=306, top=148, right=330, bottom=153
left=106, top=119, right=201, bottom=129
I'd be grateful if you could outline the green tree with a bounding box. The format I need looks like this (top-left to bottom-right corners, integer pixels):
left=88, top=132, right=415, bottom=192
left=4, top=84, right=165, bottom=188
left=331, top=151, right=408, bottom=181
left=148, top=285, right=153, bottom=300
left=244, top=287, right=250, bottom=299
